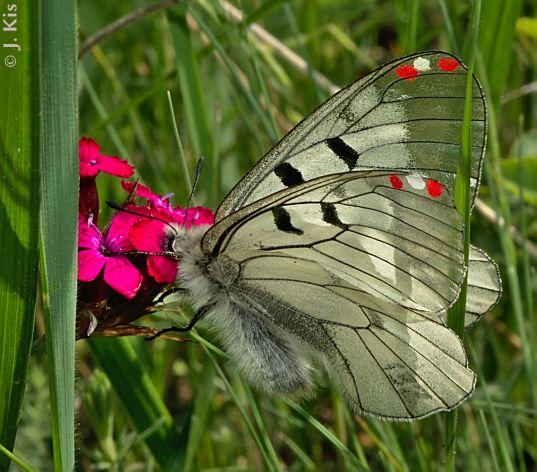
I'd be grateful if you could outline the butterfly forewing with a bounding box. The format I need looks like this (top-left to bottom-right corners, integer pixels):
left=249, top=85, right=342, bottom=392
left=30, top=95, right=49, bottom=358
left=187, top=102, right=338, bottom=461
left=216, top=51, right=485, bottom=220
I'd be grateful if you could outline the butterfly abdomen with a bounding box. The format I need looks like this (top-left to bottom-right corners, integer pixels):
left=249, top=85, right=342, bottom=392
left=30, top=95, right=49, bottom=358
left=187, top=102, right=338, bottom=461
left=206, top=301, right=314, bottom=394
left=178, top=226, right=313, bottom=394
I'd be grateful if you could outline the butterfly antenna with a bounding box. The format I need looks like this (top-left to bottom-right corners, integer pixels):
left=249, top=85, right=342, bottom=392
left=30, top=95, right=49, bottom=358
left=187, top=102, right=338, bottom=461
left=182, top=156, right=204, bottom=227
left=106, top=200, right=178, bottom=235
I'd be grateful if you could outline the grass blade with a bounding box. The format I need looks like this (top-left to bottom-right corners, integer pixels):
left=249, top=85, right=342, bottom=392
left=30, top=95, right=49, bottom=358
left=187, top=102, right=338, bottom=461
left=478, top=0, right=523, bottom=104
left=0, top=1, right=39, bottom=468
left=39, top=0, right=78, bottom=469
left=444, top=0, right=481, bottom=469
left=89, top=338, right=185, bottom=469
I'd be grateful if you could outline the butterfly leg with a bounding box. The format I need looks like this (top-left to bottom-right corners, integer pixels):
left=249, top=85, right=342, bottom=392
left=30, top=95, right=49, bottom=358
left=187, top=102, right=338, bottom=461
left=146, top=304, right=212, bottom=340
left=154, top=286, right=186, bottom=304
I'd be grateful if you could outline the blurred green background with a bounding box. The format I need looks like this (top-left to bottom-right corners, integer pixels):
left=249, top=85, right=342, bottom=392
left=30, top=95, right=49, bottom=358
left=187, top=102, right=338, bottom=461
left=15, top=0, right=537, bottom=469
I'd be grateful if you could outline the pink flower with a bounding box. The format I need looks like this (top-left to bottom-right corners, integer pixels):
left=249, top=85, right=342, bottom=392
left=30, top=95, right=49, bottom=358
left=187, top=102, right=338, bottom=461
left=79, top=137, right=134, bottom=178
left=130, top=219, right=179, bottom=283
left=121, top=180, right=172, bottom=211
left=78, top=213, right=142, bottom=299
left=129, top=206, right=215, bottom=284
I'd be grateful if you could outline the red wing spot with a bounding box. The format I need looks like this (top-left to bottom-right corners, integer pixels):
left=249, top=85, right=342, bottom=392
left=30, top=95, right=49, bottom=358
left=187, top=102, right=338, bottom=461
left=437, top=57, right=460, bottom=72
left=426, top=179, right=443, bottom=198
left=395, top=65, right=419, bottom=81
left=390, top=175, right=403, bottom=190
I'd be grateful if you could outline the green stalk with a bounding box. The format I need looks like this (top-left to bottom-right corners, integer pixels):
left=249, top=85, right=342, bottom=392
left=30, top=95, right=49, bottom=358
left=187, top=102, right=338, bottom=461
left=39, top=0, right=78, bottom=469
left=444, top=0, right=481, bottom=469
left=0, top=0, right=40, bottom=468
left=0, top=443, right=33, bottom=472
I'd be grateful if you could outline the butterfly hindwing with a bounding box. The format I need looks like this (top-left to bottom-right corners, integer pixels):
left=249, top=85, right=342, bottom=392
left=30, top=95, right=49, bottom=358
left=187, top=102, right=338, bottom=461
left=216, top=51, right=486, bottom=220
left=464, top=245, right=502, bottom=327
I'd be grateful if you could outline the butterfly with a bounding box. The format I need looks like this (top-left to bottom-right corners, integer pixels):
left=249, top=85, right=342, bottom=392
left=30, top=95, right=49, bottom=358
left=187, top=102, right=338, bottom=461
left=160, top=51, right=501, bottom=421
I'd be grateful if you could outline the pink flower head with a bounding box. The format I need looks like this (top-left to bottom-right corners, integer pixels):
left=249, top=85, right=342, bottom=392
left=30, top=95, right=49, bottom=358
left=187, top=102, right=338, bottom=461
left=79, top=137, right=134, bottom=178
left=78, top=213, right=142, bottom=299
left=129, top=205, right=214, bottom=284
left=121, top=180, right=173, bottom=212
left=130, top=219, right=179, bottom=284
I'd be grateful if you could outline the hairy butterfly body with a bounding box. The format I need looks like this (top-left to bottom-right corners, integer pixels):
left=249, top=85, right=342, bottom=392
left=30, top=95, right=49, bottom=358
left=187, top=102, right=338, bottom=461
left=169, top=52, right=501, bottom=421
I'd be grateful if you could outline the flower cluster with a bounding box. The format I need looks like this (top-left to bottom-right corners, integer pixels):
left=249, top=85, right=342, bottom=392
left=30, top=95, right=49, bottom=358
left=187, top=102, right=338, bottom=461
left=76, top=137, right=214, bottom=338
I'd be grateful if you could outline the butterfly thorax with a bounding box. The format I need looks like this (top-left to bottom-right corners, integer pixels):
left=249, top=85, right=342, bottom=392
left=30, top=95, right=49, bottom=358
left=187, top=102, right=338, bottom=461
left=173, top=225, right=229, bottom=310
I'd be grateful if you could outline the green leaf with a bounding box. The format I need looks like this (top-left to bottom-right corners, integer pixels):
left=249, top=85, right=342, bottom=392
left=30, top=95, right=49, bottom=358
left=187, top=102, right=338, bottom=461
left=39, top=0, right=78, bottom=469
left=0, top=1, right=39, bottom=469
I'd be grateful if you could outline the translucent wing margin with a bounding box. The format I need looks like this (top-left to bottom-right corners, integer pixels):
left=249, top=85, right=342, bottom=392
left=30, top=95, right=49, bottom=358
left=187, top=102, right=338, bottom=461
left=216, top=51, right=486, bottom=220
left=463, top=245, right=502, bottom=327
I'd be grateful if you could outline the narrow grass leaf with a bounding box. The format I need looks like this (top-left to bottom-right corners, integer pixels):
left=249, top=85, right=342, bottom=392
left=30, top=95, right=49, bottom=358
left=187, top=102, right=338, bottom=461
left=183, top=361, right=215, bottom=471
left=445, top=0, right=481, bottom=469
left=478, top=0, right=523, bottom=104
left=0, top=1, right=39, bottom=469
left=39, top=1, right=78, bottom=469
left=286, top=400, right=368, bottom=471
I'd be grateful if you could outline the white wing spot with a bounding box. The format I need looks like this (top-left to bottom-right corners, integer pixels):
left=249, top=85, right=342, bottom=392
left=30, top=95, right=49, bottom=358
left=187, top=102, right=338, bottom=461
left=406, top=173, right=426, bottom=189
left=413, top=57, right=431, bottom=71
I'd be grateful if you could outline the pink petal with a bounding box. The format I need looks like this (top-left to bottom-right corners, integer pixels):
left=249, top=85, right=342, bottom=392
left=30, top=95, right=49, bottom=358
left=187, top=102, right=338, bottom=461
left=78, top=214, right=103, bottom=250
left=78, top=249, right=106, bottom=281
left=147, top=255, right=178, bottom=284
left=79, top=161, right=100, bottom=177
left=98, top=155, right=134, bottom=178
left=121, top=180, right=155, bottom=199
left=103, top=256, right=142, bottom=299
left=79, top=137, right=101, bottom=177
left=172, top=206, right=214, bottom=227
left=105, top=212, right=138, bottom=252
left=130, top=219, right=168, bottom=252
left=189, top=206, right=215, bottom=226
left=121, top=180, right=173, bottom=212
left=79, top=137, right=100, bottom=161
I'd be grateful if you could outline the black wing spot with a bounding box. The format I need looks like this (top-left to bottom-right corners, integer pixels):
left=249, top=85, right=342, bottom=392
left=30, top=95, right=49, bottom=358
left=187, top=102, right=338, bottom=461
left=326, top=137, right=360, bottom=170
left=321, top=202, right=348, bottom=229
left=274, top=162, right=305, bottom=187
left=272, top=207, right=304, bottom=235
